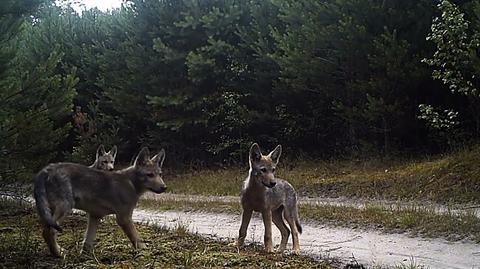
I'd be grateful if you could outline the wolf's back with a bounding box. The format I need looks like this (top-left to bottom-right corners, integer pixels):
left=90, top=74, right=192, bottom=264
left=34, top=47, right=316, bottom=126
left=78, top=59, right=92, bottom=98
left=33, top=169, right=62, bottom=232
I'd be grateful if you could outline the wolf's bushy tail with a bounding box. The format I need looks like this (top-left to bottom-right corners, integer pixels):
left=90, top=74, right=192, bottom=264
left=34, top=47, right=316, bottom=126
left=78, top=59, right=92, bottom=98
left=33, top=170, right=62, bottom=232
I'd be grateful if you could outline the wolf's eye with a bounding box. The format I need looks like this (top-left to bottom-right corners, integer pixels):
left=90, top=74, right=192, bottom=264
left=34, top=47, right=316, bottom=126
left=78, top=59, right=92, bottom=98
left=146, top=173, right=155, bottom=177
left=260, top=168, right=267, bottom=173
left=103, top=161, right=108, bottom=164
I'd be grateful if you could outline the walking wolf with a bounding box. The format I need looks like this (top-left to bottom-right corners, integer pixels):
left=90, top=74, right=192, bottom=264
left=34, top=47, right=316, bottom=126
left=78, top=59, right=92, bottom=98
left=34, top=147, right=166, bottom=257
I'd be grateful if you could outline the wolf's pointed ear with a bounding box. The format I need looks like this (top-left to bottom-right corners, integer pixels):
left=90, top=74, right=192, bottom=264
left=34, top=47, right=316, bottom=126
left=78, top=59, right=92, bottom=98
left=109, top=145, right=118, bottom=159
left=249, top=143, right=262, bottom=164
left=151, top=148, right=166, bottom=168
left=134, top=147, right=150, bottom=167
left=96, top=145, right=106, bottom=158
left=268, top=145, right=282, bottom=165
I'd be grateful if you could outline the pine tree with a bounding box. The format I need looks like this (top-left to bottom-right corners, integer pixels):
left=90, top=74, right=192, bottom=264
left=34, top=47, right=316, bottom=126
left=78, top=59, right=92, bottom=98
left=0, top=0, right=77, bottom=182
left=271, top=0, right=436, bottom=155
left=24, top=3, right=119, bottom=164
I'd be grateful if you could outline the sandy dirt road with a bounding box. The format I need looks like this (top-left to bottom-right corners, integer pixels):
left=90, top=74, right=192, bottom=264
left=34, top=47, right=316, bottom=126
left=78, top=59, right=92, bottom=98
left=132, top=208, right=480, bottom=269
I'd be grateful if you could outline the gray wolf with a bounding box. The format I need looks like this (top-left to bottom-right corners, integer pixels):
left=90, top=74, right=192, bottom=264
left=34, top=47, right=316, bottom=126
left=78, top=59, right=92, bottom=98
left=235, top=143, right=302, bottom=254
left=33, top=147, right=166, bottom=257
left=89, top=144, right=117, bottom=171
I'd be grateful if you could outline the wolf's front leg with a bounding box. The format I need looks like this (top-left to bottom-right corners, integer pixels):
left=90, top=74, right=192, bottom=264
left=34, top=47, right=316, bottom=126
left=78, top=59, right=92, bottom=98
left=81, top=214, right=101, bottom=253
left=262, top=210, right=274, bottom=253
left=116, top=214, right=145, bottom=249
left=236, top=209, right=253, bottom=247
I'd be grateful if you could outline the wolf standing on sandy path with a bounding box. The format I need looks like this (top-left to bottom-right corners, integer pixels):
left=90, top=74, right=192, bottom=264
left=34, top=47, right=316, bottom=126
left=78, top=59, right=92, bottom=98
left=236, top=143, right=302, bottom=254
left=33, top=147, right=166, bottom=257
left=89, top=144, right=117, bottom=171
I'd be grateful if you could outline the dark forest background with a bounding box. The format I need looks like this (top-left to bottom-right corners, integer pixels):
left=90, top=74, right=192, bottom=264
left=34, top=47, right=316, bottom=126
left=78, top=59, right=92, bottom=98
left=1, top=0, right=479, bottom=181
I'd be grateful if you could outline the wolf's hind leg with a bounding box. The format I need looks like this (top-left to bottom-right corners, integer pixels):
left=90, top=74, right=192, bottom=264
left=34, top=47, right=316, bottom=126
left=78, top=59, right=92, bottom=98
left=42, top=224, right=62, bottom=257
left=272, top=206, right=290, bottom=253
left=52, top=201, right=72, bottom=225
left=81, top=214, right=101, bottom=253
left=47, top=200, right=72, bottom=257
left=284, top=214, right=300, bottom=254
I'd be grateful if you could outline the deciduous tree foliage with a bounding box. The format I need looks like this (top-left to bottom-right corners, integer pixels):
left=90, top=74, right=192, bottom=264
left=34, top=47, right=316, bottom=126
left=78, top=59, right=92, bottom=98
left=423, top=0, right=480, bottom=140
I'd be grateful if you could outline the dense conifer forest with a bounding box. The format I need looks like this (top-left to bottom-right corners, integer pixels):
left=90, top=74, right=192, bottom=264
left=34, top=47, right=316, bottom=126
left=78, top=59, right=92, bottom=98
left=1, top=0, right=479, bottom=180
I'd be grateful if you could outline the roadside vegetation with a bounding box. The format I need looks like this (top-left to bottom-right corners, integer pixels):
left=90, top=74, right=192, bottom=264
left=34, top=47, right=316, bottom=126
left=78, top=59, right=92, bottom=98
left=140, top=193, right=480, bottom=243
left=166, top=145, right=480, bottom=204
left=0, top=199, right=334, bottom=269
left=158, top=146, right=480, bottom=243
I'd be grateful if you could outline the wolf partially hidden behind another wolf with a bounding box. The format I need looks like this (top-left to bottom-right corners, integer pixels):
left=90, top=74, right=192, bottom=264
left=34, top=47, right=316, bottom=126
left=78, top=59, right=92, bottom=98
left=89, top=144, right=117, bottom=171
left=33, top=147, right=167, bottom=257
left=235, top=143, right=302, bottom=254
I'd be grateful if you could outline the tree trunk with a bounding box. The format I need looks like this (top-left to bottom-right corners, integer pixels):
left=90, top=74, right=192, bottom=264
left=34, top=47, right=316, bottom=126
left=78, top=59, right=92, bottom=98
left=383, top=116, right=389, bottom=156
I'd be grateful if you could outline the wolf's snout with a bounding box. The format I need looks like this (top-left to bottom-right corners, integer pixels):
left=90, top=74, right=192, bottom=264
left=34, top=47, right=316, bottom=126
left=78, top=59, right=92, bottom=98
left=156, top=186, right=167, bottom=193
left=263, top=180, right=276, bottom=188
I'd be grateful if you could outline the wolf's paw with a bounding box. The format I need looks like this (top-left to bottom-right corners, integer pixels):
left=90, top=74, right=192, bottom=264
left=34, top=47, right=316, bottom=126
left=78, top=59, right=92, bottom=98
left=264, top=246, right=274, bottom=253
left=80, top=246, right=93, bottom=256
left=230, top=239, right=244, bottom=248
left=80, top=241, right=94, bottom=254
left=51, top=246, right=66, bottom=258
left=136, top=241, right=146, bottom=249
left=51, top=252, right=62, bottom=258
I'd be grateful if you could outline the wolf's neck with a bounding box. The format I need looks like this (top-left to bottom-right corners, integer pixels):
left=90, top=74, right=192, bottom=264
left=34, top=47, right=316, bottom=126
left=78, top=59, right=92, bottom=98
left=245, top=169, right=265, bottom=192
left=118, top=166, right=134, bottom=174
left=89, top=160, right=98, bottom=168
left=117, top=166, right=146, bottom=195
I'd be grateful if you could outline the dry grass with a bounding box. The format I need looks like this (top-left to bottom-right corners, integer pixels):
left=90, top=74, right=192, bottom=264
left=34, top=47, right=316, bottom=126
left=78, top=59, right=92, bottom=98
left=165, top=146, right=480, bottom=204
left=300, top=204, right=480, bottom=242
